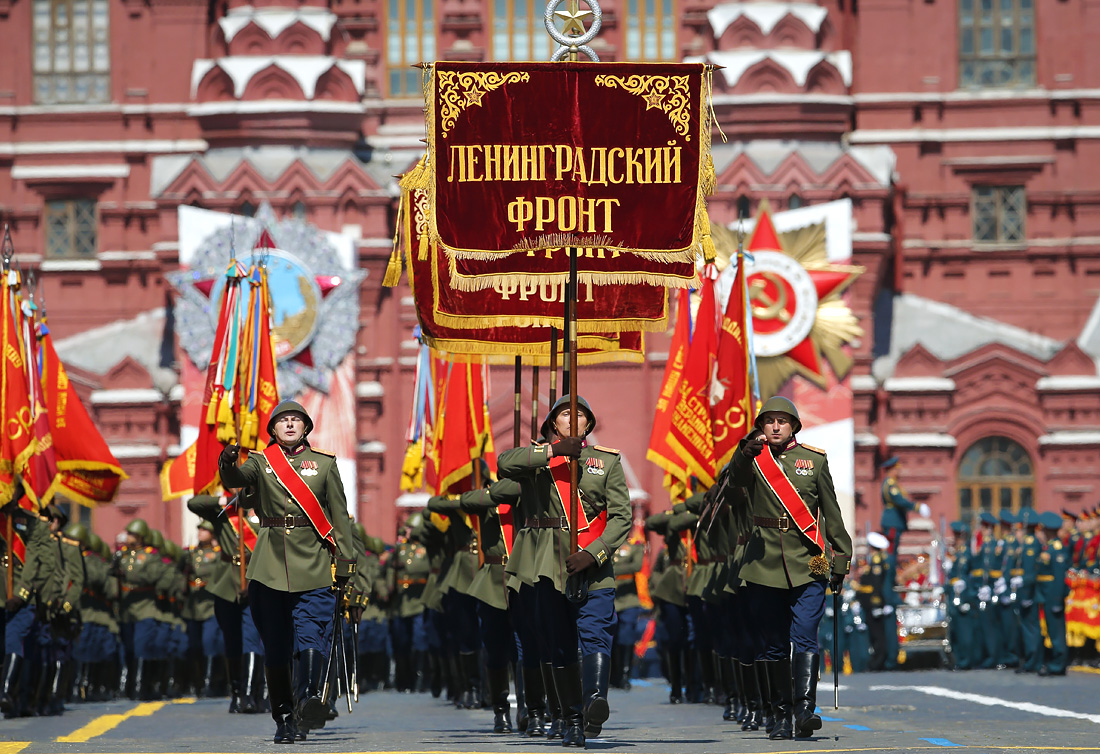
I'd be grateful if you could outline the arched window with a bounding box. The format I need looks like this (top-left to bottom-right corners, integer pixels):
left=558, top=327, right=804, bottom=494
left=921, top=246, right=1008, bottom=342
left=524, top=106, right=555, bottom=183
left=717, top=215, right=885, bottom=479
left=956, top=436, right=1034, bottom=520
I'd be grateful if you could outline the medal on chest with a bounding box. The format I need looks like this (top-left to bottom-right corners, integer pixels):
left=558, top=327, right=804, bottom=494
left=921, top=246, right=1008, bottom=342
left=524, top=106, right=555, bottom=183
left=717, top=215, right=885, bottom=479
left=585, top=457, right=605, bottom=476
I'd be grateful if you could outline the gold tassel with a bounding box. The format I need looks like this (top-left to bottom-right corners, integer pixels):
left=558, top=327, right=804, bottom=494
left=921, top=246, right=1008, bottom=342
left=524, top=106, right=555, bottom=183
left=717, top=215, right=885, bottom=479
left=383, top=193, right=406, bottom=287
left=399, top=155, right=430, bottom=193
left=215, top=394, right=236, bottom=443
left=205, top=394, right=219, bottom=426
left=418, top=229, right=429, bottom=261
left=701, top=231, right=717, bottom=263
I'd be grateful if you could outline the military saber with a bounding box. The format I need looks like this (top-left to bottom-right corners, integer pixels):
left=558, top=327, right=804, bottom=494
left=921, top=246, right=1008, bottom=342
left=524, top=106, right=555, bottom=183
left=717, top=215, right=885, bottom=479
left=352, top=616, right=360, bottom=703
left=320, top=587, right=343, bottom=704
left=338, top=609, right=353, bottom=712
left=832, top=585, right=840, bottom=709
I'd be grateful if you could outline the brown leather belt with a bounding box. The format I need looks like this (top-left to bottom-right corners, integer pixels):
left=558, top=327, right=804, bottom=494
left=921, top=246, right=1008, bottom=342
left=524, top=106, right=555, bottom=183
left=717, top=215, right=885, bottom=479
left=260, top=516, right=311, bottom=529
left=483, top=555, right=508, bottom=565
left=525, top=517, right=568, bottom=529
left=398, top=578, right=427, bottom=587
left=696, top=556, right=722, bottom=565
left=736, top=536, right=748, bottom=546
left=754, top=515, right=791, bottom=531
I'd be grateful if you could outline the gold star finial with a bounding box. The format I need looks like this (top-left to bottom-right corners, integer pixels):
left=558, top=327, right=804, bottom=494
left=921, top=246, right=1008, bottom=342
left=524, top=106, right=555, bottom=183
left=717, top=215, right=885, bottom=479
left=555, top=0, right=592, bottom=38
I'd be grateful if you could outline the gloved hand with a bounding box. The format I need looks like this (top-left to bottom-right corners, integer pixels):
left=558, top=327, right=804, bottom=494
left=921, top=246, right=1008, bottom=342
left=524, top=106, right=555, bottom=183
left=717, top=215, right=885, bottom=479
left=1010, top=576, right=1023, bottom=591
left=565, top=549, right=596, bottom=575
left=348, top=606, right=364, bottom=624
left=829, top=572, right=845, bottom=591
left=220, top=443, right=241, bottom=466
left=977, top=585, right=992, bottom=602
left=882, top=605, right=894, bottom=615
left=953, top=579, right=966, bottom=595
left=993, top=577, right=1007, bottom=595
left=334, top=574, right=351, bottom=590
left=742, top=431, right=765, bottom=458
left=6, top=596, right=25, bottom=612
left=552, top=436, right=584, bottom=459
left=918, top=503, right=931, bottom=518
left=871, top=608, right=884, bottom=618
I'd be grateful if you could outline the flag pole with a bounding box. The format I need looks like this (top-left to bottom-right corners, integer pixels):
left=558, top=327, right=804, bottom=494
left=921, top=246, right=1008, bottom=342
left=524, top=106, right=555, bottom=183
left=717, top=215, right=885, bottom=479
left=2, top=226, right=15, bottom=599
left=530, top=364, right=540, bottom=442
left=567, top=245, right=579, bottom=558
left=548, top=327, right=558, bottom=406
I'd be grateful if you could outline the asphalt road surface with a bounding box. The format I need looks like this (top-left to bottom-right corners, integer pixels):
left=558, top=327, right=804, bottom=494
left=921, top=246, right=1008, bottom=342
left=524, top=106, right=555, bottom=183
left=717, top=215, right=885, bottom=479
left=3, top=667, right=1099, bottom=754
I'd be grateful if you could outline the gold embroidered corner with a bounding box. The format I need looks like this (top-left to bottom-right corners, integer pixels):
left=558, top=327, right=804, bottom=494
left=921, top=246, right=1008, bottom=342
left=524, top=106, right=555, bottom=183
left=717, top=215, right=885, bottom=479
left=594, top=74, right=693, bottom=140
left=437, top=71, right=532, bottom=138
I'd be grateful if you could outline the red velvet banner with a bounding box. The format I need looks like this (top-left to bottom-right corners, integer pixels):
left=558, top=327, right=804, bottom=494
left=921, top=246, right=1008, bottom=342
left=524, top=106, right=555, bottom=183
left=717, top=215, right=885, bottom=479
left=395, top=190, right=645, bottom=364
left=405, top=189, right=668, bottom=333
left=410, top=62, right=714, bottom=261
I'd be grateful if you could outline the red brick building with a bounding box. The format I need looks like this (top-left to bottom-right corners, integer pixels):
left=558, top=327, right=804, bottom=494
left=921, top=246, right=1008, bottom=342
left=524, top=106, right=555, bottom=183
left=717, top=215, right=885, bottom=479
left=1, top=0, right=1097, bottom=544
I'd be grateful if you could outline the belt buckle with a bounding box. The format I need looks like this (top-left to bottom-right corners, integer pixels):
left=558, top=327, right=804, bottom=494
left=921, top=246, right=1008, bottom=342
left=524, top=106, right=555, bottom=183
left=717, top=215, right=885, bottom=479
left=285, top=517, right=295, bottom=534
left=779, top=516, right=790, bottom=532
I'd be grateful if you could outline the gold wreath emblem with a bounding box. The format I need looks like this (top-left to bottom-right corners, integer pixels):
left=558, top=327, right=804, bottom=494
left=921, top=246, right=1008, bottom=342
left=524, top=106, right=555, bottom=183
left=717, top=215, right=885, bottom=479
left=594, top=74, right=693, bottom=140
left=437, top=71, right=531, bottom=138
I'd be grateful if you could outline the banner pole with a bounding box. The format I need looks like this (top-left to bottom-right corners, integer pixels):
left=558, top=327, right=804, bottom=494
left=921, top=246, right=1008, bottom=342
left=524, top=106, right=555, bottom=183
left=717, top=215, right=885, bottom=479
left=513, top=355, right=522, bottom=448
left=530, top=364, right=540, bottom=442
left=568, top=246, right=580, bottom=557
left=549, top=327, right=558, bottom=406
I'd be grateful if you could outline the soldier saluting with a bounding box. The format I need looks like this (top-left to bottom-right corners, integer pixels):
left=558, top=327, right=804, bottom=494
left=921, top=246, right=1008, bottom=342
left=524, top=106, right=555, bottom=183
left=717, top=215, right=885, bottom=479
left=219, top=400, right=357, bottom=745
left=723, top=396, right=852, bottom=741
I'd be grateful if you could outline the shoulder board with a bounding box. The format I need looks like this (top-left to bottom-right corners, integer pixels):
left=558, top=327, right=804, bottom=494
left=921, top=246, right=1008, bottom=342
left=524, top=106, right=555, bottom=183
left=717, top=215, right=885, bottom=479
left=800, top=444, right=827, bottom=456
left=310, top=447, right=336, bottom=457
left=62, top=537, right=81, bottom=547
left=593, top=445, right=620, bottom=455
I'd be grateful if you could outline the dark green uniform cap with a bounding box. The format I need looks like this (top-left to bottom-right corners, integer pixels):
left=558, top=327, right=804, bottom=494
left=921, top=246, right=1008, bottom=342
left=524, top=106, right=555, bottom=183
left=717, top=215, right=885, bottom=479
left=63, top=522, right=90, bottom=547
left=754, top=396, right=802, bottom=434
left=197, top=520, right=215, bottom=534
left=267, top=400, right=314, bottom=438
left=1039, top=511, right=1062, bottom=530
left=539, top=394, right=596, bottom=439
left=126, top=518, right=150, bottom=539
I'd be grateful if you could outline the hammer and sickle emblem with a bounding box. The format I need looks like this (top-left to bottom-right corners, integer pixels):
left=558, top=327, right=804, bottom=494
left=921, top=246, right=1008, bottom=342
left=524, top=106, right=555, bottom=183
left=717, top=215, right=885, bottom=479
left=749, top=272, right=792, bottom=323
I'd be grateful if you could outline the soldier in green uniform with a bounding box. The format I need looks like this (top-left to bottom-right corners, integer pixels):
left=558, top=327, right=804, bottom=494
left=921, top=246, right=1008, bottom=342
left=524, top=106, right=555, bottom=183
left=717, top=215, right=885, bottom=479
left=1036, top=511, right=1069, bottom=675
left=945, top=521, right=977, bottom=670
left=113, top=519, right=169, bottom=701
left=610, top=534, right=645, bottom=691
left=722, top=396, right=852, bottom=740
left=644, top=504, right=690, bottom=705
left=435, top=476, right=523, bottom=733
left=187, top=492, right=265, bottom=714
left=388, top=512, right=432, bottom=693
left=995, top=509, right=1022, bottom=668
left=219, top=400, right=357, bottom=744
left=66, top=523, right=118, bottom=702
left=350, top=527, right=391, bottom=694
left=35, top=505, right=84, bottom=715
left=182, top=521, right=225, bottom=696
left=499, top=394, right=631, bottom=748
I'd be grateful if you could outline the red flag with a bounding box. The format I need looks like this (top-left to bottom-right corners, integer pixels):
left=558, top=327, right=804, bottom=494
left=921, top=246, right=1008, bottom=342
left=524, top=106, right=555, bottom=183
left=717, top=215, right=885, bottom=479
left=39, top=321, right=128, bottom=506
left=160, top=441, right=196, bottom=501
left=711, top=255, right=754, bottom=469
left=431, top=358, right=495, bottom=495
left=194, top=261, right=247, bottom=495
left=21, top=303, right=59, bottom=506
left=0, top=273, right=36, bottom=505
left=237, top=261, right=280, bottom=451
left=646, top=289, right=691, bottom=501
left=665, top=266, right=719, bottom=486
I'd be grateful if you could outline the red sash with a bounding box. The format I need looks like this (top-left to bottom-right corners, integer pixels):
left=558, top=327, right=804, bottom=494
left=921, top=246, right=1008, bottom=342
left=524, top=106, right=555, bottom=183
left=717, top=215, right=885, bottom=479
left=226, top=507, right=258, bottom=552
left=499, top=504, right=513, bottom=555
left=1, top=514, right=26, bottom=564
left=753, top=448, right=826, bottom=553
left=548, top=454, right=607, bottom=549
left=262, top=445, right=335, bottom=547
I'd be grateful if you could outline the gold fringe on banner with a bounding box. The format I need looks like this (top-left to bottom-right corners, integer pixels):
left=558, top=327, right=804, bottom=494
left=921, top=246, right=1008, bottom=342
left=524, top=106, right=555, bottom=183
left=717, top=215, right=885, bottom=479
left=421, top=334, right=646, bottom=366
left=444, top=249, right=698, bottom=292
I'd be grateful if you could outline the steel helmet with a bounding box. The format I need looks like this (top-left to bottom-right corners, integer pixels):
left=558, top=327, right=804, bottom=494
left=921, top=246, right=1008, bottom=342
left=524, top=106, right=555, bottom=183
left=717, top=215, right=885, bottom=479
left=753, top=396, right=802, bottom=435
left=267, top=400, right=314, bottom=439
left=539, top=394, right=596, bottom=439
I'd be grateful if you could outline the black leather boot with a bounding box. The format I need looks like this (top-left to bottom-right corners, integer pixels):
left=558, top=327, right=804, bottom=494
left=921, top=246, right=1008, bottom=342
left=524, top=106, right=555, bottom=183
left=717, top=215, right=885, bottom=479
left=295, top=649, right=327, bottom=730
left=665, top=649, right=683, bottom=704
left=581, top=653, right=610, bottom=738
left=514, top=663, right=528, bottom=733
left=135, top=658, right=156, bottom=702
left=521, top=663, right=546, bottom=736
left=487, top=666, right=513, bottom=733
left=718, top=656, right=735, bottom=720
left=542, top=662, right=565, bottom=739
left=793, top=652, right=822, bottom=738
left=240, top=653, right=261, bottom=714
left=429, top=652, right=443, bottom=698
left=765, top=658, right=794, bottom=740
left=739, top=662, right=762, bottom=731
left=553, top=663, right=586, bottom=748
left=732, top=661, right=747, bottom=723
left=225, top=655, right=242, bottom=713
left=201, top=657, right=216, bottom=697
left=265, top=664, right=297, bottom=744
left=758, top=660, right=775, bottom=734
left=0, top=654, right=23, bottom=715
left=700, top=650, right=717, bottom=705
left=460, top=652, right=481, bottom=710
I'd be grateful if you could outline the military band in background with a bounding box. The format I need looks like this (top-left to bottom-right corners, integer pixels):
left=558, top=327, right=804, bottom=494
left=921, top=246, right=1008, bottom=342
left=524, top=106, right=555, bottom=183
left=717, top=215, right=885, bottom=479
left=3, top=414, right=1100, bottom=743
